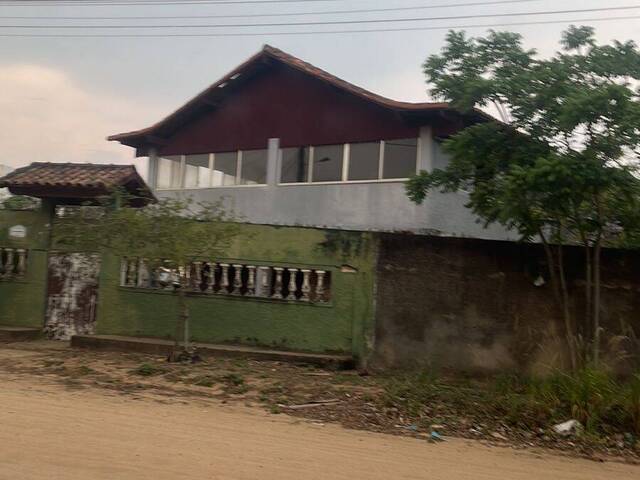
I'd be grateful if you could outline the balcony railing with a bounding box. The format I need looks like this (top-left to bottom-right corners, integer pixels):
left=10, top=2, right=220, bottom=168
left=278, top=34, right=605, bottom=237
left=0, top=247, right=27, bottom=280
left=120, top=259, right=331, bottom=303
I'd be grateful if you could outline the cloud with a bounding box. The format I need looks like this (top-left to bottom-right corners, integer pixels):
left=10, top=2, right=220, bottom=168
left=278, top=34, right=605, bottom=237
left=0, top=64, right=164, bottom=178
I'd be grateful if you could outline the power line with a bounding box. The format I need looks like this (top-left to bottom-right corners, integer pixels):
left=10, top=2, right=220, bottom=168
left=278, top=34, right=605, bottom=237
left=0, top=5, right=637, bottom=28
left=0, top=0, right=346, bottom=6
left=0, top=0, right=546, bottom=20
left=0, top=13, right=636, bottom=36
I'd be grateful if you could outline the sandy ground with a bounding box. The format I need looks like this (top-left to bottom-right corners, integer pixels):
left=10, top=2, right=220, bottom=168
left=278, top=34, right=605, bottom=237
left=1, top=374, right=639, bottom=480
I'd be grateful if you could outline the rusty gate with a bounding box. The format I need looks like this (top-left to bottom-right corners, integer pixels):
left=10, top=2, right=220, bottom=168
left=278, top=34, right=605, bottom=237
left=44, top=252, right=101, bottom=340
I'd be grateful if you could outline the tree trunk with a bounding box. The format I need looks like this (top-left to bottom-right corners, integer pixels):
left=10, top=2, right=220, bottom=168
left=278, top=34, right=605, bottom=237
left=538, top=228, right=577, bottom=370
left=557, top=243, right=578, bottom=371
left=171, top=277, right=190, bottom=360
left=592, top=239, right=602, bottom=367
left=539, top=229, right=561, bottom=305
left=584, top=245, right=592, bottom=335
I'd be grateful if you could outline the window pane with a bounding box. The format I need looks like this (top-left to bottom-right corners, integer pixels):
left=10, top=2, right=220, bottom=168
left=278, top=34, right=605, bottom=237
left=383, top=138, right=417, bottom=179
left=156, top=156, right=181, bottom=189
left=312, top=144, right=343, bottom=182
left=348, top=142, right=380, bottom=181
left=280, top=147, right=310, bottom=183
left=213, top=152, right=237, bottom=186
left=184, top=154, right=210, bottom=188
left=240, top=149, right=267, bottom=185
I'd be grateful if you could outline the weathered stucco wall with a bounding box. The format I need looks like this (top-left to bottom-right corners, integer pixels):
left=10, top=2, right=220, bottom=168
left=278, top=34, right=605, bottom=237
left=373, top=234, right=640, bottom=374
left=95, top=225, right=377, bottom=359
left=0, top=209, right=50, bottom=328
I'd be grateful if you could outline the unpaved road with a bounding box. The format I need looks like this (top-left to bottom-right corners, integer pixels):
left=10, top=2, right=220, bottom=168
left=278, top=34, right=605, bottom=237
left=1, top=376, right=638, bottom=479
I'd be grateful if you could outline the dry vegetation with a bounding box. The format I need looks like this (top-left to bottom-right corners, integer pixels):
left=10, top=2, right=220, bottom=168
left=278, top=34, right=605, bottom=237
left=0, top=341, right=638, bottom=463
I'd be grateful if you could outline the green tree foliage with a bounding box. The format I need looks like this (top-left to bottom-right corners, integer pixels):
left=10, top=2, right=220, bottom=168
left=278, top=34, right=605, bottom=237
left=407, top=26, right=640, bottom=369
left=54, top=193, right=240, bottom=360
left=0, top=195, right=40, bottom=210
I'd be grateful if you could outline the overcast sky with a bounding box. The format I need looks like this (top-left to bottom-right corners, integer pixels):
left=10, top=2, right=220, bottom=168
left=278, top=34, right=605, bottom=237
left=0, top=0, right=638, bottom=177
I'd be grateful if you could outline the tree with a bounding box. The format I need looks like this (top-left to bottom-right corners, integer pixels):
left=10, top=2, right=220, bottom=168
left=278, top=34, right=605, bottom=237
left=407, top=26, right=640, bottom=369
left=1, top=194, right=40, bottom=210
left=54, top=193, right=239, bottom=361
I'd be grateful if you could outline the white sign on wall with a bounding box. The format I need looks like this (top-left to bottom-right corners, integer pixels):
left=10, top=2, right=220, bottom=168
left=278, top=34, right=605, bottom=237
left=8, top=225, right=27, bottom=239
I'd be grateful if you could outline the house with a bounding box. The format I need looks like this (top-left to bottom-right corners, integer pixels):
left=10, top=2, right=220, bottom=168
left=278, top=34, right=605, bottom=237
left=109, top=45, right=512, bottom=241
left=1, top=47, right=637, bottom=373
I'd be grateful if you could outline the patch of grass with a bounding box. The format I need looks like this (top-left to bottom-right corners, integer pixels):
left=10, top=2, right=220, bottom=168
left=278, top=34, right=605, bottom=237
left=189, top=375, right=217, bottom=387
left=625, top=374, right=640, bottom=436
left=42, top=359, right=65, bottom=368
left=382, top=370, right=441, bottom=416
left=382, top=368, right=640, bottom=437
left=491, top=369, right=624, bottom=434
left=132, top=363, right=164, bottom=377
left=74, top=365, right=96, bottom=376
left=220, top=373, right=249, bottom=394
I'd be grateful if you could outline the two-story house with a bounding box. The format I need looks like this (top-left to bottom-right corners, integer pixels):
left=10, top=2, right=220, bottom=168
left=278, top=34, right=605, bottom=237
left=110, top=45, right=511, bottom=241
left=3, top=46, right=637, bottom=372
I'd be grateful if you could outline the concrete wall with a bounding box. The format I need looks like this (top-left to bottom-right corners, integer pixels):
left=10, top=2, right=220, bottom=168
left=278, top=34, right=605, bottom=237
left=373, top=234, right=640, bottom=374
left=94, top=225, right=378, bottom=359
left=0, top=209, right=50, bottom=328
left=150, top=129, right=515, bottom=242
left=0, top=206, right=378, bottom=359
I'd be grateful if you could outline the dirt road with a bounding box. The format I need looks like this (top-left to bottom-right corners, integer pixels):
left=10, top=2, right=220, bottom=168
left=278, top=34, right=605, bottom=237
left=0, top=376, right=637, bottom=479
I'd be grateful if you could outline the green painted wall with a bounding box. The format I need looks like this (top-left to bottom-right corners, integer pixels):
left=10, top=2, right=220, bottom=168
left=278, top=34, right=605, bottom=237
left=96, top=225, right=378, bottom=359
left=0, top=206, right=378, bottom=361
left=0, top=208, right=50, bottom=328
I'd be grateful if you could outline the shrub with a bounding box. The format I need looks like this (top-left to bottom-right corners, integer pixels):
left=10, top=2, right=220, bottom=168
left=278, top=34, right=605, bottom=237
left=132, top=363, right=163, bottom=376
left=624, top=374, right=640, bottom=435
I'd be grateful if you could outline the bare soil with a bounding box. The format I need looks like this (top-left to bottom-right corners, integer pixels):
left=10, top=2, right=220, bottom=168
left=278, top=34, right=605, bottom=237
left=0, top=341, right=639, bottom=479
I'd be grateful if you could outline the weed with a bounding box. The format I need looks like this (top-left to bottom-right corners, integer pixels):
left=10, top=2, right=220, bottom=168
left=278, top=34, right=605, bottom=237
left=383, top=370, right=440, bottom=416
left=382, top=367, right=640, bottom=437
left=220, top=373, right=249, bottom=394
left=132, top=363, right=163, bottom=377
left=624, top=374, right=640, bottom=435
left=42, top=359, right=65, bottom=368
left=221, top=373, right=245, bottom=386
left=190, top=375, right=216, bottom=387
left=75, top=365, right=96, bottom=376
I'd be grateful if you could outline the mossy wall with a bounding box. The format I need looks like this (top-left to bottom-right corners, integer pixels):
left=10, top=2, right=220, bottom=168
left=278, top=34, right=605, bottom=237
left=95, top=225, right=378, bottom=358
left=0, top=209, right=50, bottom=328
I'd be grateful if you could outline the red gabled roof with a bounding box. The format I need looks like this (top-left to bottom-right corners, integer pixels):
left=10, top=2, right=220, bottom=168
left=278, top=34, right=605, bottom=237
left=0, top=162, right=155, bottom=205
left=109, top=45, right=487, bottom=150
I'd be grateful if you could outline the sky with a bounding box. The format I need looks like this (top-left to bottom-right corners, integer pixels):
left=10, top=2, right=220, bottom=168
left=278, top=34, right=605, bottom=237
left=0, top=0, right=638, bottom=179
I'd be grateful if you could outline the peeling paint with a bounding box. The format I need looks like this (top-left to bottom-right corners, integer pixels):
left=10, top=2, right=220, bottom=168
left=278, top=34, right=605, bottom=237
left=44, top=253, right=101, bottom=340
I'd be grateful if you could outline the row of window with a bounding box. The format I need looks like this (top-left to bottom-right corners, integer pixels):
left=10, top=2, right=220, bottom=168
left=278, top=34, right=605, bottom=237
left=156, top=138, right=418, bottom=189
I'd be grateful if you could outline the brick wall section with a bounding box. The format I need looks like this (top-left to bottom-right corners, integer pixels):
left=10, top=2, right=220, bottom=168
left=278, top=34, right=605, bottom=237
left=373, top=233, right=640, bottom=374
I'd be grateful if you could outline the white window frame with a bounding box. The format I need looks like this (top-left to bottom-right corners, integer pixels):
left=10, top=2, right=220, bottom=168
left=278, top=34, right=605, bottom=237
left=155, top=155, right=183, bottom=190
left=155, top=149, right=268, bottom=191
left=278, top=139, right=418, bottom=186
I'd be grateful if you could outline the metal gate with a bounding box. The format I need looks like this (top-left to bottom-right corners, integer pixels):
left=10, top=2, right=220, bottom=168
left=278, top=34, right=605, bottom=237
left=45, top=252, right=101, bottom=340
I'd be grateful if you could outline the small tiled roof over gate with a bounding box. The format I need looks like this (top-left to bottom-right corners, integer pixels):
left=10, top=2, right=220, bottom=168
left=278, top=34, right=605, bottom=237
left=0, top=162, right=155, bottom=205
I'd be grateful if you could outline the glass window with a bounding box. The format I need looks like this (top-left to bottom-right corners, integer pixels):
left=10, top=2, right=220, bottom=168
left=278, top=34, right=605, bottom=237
left=280, top=147, right=310, bottom=183
left=184, top=154, right=210, bottom=188
left=240, top=149, right=267, bottom=185
left=156, top=156, right=182, bottom=189
left=312, top=144, right=344, bottom=182
left=348, top=142, right=380, bottom=181
left=212, top=152, right=238, bottom=186
left=383, top=138, right=417, bottom=179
